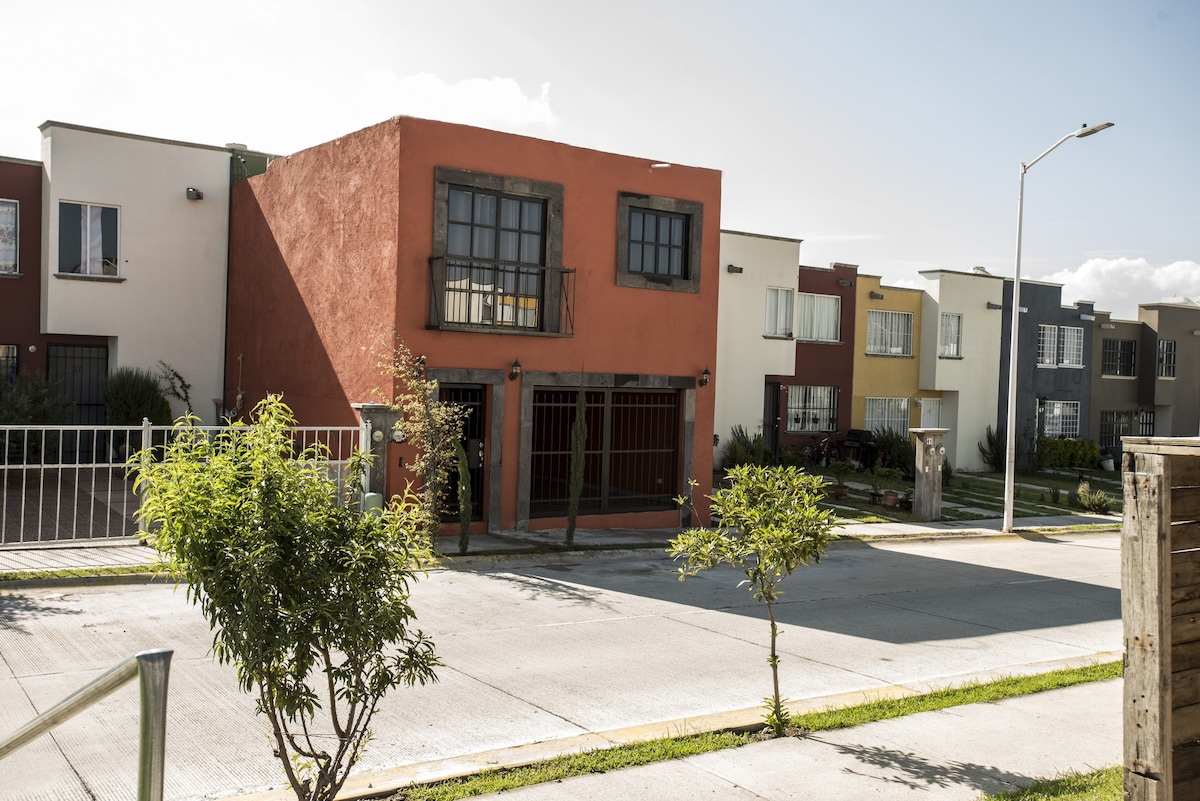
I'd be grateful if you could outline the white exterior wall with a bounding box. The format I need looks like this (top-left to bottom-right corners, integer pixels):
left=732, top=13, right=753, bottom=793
left=715, top=231, right=800, bottom=467
left=41, top=124, right=233, bottom=423
left=919, top=270, right=1005, bottom=472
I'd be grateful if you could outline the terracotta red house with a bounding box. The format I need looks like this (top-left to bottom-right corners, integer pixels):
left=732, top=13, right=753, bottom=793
left=225, top=116, right=721, bottom=532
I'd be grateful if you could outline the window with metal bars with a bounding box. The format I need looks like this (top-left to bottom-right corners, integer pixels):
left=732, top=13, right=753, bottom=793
left=786, top=385, right=837, bottom=433
left=1042, top=400, right=1080, bottom=437
left=1099, top=410, right=1133, bottom=450
left=0, top=199, right=16, bottom=274
left=864, top=397, right=909, bottom=435
left=0, top=344, right=15, bottom=383
left=1158, top=340, right=1176, bottom=378
left=529, top=388, right=678, bottom=517
left=1037, top=324, right=1058, bottom=366
left=1102, top=338, right=1136, bottom=376
left=866, top=310, right=913, bottom=356
left=1059, top=326, right=1084, bottom=367
left=615, top=193, right=703, bottom=293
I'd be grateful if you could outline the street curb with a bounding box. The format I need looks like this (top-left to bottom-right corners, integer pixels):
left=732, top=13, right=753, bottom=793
left=0, top=571, right=169, bottom=590
left=225, top=651, right=1124, bottom=801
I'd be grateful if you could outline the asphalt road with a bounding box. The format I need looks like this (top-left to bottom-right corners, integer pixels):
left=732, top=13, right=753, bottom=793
left=0, top=532, right=1121, bottom=800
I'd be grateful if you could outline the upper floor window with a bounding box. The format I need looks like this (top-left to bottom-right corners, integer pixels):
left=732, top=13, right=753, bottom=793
left=938, top=313, right=962, bottom=357
left=787, top=385, right=838, bottom=433
left=864, top=396, right=910, bottom=435
left=1059, top=326, right=1084, bottom=367
left=796, top=293, right=840, bottom=342
left=1037, top=324, right=1058, bottom=366
left=866, top=310, right=913, bottom=356
left=58, top=202, right=119, bottom=276
left=0, top=199, right=16, bottom=274
left=0, top=344, right=15, bottom=382
left=430, top=168, right=566, bottom=334
left=764, top=287, right=793, bottom=337
left=1102, top=338, right=1136, bottom=377
left=616, top=193, right=703, bottom=293
left=1158, top=340, right=1177, bottom=378
left=1042, top=400, right=1080, bottom=438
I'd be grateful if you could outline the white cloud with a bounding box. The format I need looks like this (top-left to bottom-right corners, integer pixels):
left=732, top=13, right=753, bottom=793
left=355, top=71, right=557, bottom=130
left=1033, top=258, right=1200, bottom=321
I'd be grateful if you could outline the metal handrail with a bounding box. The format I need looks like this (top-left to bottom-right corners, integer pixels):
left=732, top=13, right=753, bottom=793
left=0, top=649, right=172, bottom=801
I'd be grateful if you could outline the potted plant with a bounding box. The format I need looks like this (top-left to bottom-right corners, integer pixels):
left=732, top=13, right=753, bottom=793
left=872, top=466, right=904, bottom=507
left=825, top=458, right=854, bottom=500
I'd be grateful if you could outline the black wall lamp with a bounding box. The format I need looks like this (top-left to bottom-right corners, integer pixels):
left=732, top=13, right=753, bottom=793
left=186, top=187, right=203, bottom=200
left=509, top=359, right=522, bottom=381
left=699, top=367, right=711, bottom=387
left=415, top=355, right=426, bottom=379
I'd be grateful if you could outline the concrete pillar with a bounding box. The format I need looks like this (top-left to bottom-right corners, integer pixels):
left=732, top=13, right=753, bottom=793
left=352, top=403, right=402, bottom=497
left=910, top=427, right=949, bottom=521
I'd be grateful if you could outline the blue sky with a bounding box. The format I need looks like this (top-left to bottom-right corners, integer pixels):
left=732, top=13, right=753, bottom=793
left=4, top=0, right=1196, bottom=318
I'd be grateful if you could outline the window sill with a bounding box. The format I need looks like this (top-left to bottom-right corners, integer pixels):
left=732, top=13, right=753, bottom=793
left=796, top=338, right=843, bottom=345
left=0, top=272, right=21, bottom=279
left=1157, top=376, right=1177, bottom=381
left=1057, top=364, right=1085, bottom=369
left=1036, top=364, right=1057, bottom=369
left=429, top=323, right=572, bottom=339
left=938, top=355, right=964, bottom=360
left=1101, top=374, right=1136, bottom=380
left=865, top=352, right=914, bottom=359
left=55, top=273, right=126, bottom=283
left=763, top=334, right=793, bottom=341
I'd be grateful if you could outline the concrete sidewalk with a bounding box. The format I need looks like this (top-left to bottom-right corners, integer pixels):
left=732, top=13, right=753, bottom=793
left=0, top=513, right=1121, bottom=579
left=458, top=679, right=1122, bottom=801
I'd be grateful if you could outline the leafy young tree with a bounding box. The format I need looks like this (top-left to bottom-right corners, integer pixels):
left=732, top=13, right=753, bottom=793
left=669, top=464, right=837, bottom=736
left=565, top=388, right=587, bottom=548
left=377, top=340, right=469, bottom=538
left=134, top=396, right=440, bottom=801
left=455, top=438, right=472, bottom=555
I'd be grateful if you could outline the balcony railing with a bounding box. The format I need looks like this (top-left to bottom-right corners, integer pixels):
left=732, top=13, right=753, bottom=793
left=428, top=256, right=575, bottom=336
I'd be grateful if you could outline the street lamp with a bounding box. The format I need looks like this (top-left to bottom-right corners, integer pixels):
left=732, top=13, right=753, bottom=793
left=1002, top=122, right=1114, bottom=533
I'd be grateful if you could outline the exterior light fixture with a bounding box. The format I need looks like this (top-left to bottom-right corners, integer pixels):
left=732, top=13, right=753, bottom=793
left=186, top=187, right=203, bottom=200
left=414, top=355, right=426, bottom=379
left=700, top=367, right=711, bottom=387
left=509, top=359, right=522, bottom=381
left=1002, top=121, right=1113, bottom=533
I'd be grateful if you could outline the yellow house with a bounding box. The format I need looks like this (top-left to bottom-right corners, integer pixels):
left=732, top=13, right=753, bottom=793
left=852, top=275, right=942, bottom=435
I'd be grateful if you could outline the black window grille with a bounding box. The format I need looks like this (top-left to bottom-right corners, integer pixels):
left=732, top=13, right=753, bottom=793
left=529, top=388, right=679, bottom=517
left=1101, top=338, right=1136, bottom=377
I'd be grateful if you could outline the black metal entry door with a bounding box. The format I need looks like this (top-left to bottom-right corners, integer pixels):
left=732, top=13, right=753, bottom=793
left=48, top=344, right=108, bottom=425
left=440, top=384, right=485, bottom=521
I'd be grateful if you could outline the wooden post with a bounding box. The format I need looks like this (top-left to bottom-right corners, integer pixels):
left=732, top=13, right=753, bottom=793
left=1124, top=449, right=1172, bottom=801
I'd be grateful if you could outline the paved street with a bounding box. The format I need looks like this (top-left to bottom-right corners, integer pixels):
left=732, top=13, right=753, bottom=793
left=0, top=532, right=1120, bottom=800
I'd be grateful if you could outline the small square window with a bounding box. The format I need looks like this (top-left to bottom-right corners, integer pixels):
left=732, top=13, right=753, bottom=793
left=58, top=202, right=120, bottom=276
left=616, top=193, right=702, bottom=293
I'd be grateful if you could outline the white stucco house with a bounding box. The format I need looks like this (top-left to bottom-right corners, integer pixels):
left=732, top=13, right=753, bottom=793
left=714, top=230, right=802, bottom=467
left=919, top=268, right=1006, bottom=472
left=39, top=122, right=268, bottom=423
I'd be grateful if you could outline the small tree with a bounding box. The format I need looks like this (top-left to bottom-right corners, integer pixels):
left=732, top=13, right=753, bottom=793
left=134, top=396, right=440, bottom=801
left=669, top=464, right=837, bottom=736
left=565, top=388, right=587, bottom=548
left=455, top=438, right=472, bottom=555
left=157, top=360, right=194, bottom=415
left=377, top=340, right=469, bottom=536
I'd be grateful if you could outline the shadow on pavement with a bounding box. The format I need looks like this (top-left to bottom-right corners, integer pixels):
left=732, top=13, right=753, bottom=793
left=0, top=591, right=83, bottom=634
left=815, top=736, right=1033, bottom=793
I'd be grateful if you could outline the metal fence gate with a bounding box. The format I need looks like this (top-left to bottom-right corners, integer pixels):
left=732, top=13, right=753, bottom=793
left=1, top=422, right=364, bottom=546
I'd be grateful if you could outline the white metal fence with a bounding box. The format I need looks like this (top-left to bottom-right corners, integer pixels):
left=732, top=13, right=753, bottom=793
left=1, top=422, right=366, bottom=547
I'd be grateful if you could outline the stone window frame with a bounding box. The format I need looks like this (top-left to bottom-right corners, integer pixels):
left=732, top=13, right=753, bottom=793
left=615, top=192, right=703, bottom=293
left=430, top=167, right=565, bottom=334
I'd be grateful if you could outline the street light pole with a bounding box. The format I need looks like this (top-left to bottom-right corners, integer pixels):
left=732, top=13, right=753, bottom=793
left=1002, top=122, right=1114, bottom=533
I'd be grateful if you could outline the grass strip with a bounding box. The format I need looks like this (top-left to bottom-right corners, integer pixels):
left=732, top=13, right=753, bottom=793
left=389, top=660, right=1121, bottom=800
left=981, top=765, right=1120, bottom=800
left=0, top=563, right=160, bottom=582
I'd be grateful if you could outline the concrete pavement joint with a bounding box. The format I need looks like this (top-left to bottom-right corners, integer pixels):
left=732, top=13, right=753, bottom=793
left=224, top=651, right=1123, bottom=801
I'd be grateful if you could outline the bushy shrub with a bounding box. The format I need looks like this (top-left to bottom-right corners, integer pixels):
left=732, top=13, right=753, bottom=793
left=724, top=424, right=771, bottom=468
left=1076, top=481, right=1114, bottom=514
left=102, top=366, right=171, bottom=425
left=873, top=427, right=915, bottom=478
left=1036, top=437, right=1101, bottom=470
left=0, top=370, right=73, bottom=425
